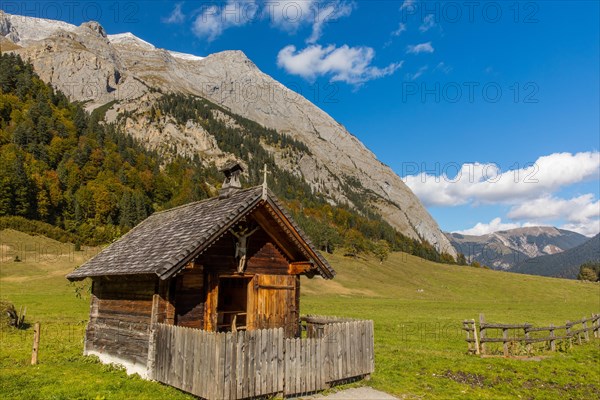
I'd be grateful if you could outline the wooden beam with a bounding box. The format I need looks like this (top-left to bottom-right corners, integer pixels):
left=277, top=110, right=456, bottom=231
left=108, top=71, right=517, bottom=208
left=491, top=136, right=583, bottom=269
left=288, top=262, right=313, bottom=275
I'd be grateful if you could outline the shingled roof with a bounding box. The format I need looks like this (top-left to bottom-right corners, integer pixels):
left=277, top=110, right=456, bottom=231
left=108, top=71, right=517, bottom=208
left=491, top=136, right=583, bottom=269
left=67, top=186, right=334, bottom=281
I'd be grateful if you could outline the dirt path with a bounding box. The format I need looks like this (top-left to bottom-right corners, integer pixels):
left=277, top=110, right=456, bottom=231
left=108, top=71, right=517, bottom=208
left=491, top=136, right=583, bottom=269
left=301, top=387, right=398, bottom=399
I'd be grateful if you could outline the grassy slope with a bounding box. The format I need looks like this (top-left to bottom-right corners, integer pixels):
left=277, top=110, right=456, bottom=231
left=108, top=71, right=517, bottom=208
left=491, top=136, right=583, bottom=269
left=1, top=229, right=598, bottom=399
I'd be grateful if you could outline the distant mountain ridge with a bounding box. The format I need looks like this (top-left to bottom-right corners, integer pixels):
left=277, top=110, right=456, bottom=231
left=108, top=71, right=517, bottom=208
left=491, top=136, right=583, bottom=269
left=512, top=234, right=600, bottom=279
left=446, top=227, right=589, bottom=270
left=0, top=10, right=456, bottom=257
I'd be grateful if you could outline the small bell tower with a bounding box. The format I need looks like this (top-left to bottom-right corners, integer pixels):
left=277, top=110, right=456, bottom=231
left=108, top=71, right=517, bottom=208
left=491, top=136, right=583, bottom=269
left=219, top=163, right=244, bottom=199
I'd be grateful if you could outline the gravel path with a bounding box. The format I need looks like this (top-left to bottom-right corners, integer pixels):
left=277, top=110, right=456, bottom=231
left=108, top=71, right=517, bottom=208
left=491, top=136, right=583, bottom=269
left=300, top=387, right=398, bottom=399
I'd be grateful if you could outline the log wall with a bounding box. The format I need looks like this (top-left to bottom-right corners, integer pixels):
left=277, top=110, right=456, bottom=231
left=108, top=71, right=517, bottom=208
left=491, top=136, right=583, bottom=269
left=85, top=275, right=156, bottom=367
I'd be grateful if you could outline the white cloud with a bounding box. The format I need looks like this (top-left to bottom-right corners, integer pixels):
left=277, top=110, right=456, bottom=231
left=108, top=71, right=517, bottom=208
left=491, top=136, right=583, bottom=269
left=192, top=1, right=258, bottom=41
left=560, top=221, right=600, bottom=237
left=454, top=194, right=600, bottom=237
left=454, top=218, right=528, bottom=236
left=403, top=152, right=600, bottom=207
left=163, top=3, right=186, bottom=24
left=407, top=42, right=434, bottom=54
left=508, top=194, right=599, bottom=222
left=391, top=22, right=407, bottom=37
left=419, top=14, right=436, bottom=32
left=277, top=44, right=402, bottom=85
left=306, top=1, right=354, bottom=44
left=434, top=61, right=452, bottom=74
left=191, top=1, right=353, bottom=43
left=406, top=65, right=428, bottom=81
left=266, top=0, right=354, bottom=43
left=400, top=0, right=415, bottom=11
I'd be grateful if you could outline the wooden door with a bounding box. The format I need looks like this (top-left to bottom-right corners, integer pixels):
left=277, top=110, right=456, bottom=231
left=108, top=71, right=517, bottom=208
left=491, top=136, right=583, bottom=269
left=252, top=274, right=298, bottom=337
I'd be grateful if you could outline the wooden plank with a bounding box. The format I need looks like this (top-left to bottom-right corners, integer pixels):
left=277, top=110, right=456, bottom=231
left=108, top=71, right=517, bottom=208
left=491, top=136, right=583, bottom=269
left=249, top=329, right=256, bottom=398
left=277, top=328, right=284, bottom=394
left=294, top=338, right=305, bottom=394
left=236, top=332, right=243, bottom=400
left=207, top=331, right=215, bottom=400
left=285, top=338, right=291, bottom=395
left=369, top=321, right=375, bottom=373
left=266, top=328, right=273, bottom=395
left=223, top=332, right=230, bottom=400
left=350, top=322, right=356, bottom=377
left=284, top=339, right=290, bottom=395
left=295, top=338, right=301, bottom=395
left=194, top=330, right=202, bottom=398
left=302, top=338, right=308, bottom=393
left=190, top=330, right=200, bottom=396
left=244, top=330, right=251, bottom=399
left=324, top=324, right=332, bottom=383
left=310, top=338, right=316, bottom=392
left=220, top=333, right=227, bottom=399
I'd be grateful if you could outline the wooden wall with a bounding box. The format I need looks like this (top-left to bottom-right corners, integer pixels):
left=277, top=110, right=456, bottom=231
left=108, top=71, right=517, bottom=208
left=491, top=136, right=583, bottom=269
left=85, top=275, right=156, bottom=366
left=173, top=263, right=204, bottom=329
left=197, top=226, right=302, bottom=336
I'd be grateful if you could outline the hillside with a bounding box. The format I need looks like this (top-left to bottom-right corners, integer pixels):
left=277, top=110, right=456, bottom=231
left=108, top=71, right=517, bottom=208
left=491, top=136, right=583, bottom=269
left=1, top=229, right=598, bottom=399
left=0, top=11, right=455, bottom=257
left=512, top=234, right=600, bottom=279
left=446, top=226, right=588, bottom=270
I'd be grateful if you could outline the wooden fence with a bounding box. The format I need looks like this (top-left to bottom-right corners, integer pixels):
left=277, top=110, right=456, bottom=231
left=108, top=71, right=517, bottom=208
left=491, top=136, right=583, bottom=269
left=149, top=316, right=374, bottom=399
left=463, top=313, right=600, bottom=356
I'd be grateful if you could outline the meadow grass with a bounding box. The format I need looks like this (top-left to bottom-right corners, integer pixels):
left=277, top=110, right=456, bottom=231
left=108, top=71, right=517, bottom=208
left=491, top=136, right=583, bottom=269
left=1, top=229, right=598, bottom=399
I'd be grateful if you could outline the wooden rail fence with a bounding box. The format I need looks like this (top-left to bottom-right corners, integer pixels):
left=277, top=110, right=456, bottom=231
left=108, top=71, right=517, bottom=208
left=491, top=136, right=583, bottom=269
left=463, top=313, right=600, bottom=356
left=149, top=316, right=374, bottom=399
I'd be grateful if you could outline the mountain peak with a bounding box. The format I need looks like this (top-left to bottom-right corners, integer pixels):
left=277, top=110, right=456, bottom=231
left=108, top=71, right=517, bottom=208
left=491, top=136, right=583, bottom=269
left=108, top=32, right=155, bottom=50
left=447, top=226, right=589, bottom=270
left=80, top=21, right=107, bottom=38
left=0, top=11, right=77, bottom=45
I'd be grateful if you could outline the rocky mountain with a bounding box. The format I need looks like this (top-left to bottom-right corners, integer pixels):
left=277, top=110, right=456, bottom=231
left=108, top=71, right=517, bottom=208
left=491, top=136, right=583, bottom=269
left=512, top=234, right=600, bottom=279
left=446, top=227, right=589, bottom=269
left=0, top=11, right=456, bottom=257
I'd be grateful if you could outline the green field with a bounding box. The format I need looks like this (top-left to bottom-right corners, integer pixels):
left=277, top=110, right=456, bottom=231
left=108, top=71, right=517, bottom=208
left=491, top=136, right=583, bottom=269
left=1, top=229, right=598, bottom=399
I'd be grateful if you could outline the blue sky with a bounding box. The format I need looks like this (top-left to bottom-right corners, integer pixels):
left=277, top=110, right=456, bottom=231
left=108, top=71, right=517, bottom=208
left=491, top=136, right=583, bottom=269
left=6, top=1, right=600, bottom=236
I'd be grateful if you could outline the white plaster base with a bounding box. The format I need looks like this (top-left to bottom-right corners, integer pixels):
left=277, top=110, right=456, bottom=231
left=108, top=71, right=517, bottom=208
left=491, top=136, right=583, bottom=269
left=84, top=350, right=150, bottom=379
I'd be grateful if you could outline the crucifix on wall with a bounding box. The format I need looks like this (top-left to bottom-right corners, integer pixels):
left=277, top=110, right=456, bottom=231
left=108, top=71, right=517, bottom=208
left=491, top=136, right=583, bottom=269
left=230, top=225, right=260, bottom=273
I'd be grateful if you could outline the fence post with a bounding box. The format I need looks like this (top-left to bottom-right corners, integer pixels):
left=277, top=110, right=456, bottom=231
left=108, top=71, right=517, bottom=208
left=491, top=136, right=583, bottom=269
left=479, top=314, right=486, bottom=355
left=549, top=324, right=556, bottom=351
left=566, top=321, right=574, bottom=349
left=524, top=325, right=531, bottom=355
left=463, top=321, right=472, bottom=353
left=146, top=325, right=157, bottom=380
left=502, top=328, right=509, bottom=357
left=472, top=319, right=480, bottom=355
left=31, top=322, right=40, bottom=365
left=594, top=314, right=599, bottom=338
left=582, top=316, right=589, bottom=342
